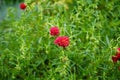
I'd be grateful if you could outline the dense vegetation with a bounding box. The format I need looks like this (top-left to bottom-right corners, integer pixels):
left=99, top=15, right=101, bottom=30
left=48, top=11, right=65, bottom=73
left=0, top=0, right=120, bottom=79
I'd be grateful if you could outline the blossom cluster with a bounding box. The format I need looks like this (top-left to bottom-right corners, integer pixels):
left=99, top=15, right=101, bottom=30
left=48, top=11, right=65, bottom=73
left=19, top=2, right=70, bottom=48
left=50, top=26, right=70, bottom=48
left=112, top=48, right=120, bottom=63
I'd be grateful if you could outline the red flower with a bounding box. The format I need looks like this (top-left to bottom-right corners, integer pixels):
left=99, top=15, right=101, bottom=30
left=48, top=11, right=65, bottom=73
left=112, top=56, right=118, bottom=63
left=50, top=26, right=60, bottom=36
left=20, top=3, right=26, bottom=10
left=112, top=48, right=120, bottom=63
left=117, top=48, right=120, bottom=52
left=116, top=52, right=120, bottom=59
left=54, top=36, right=70, bottom=48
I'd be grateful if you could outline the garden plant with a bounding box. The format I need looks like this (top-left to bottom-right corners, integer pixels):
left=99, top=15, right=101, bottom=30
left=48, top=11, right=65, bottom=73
left=0, top=0, right=120, bottom=80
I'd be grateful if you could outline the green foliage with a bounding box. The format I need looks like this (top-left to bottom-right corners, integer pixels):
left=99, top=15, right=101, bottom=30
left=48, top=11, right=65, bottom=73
left=0, top=0, right=120, bottom=79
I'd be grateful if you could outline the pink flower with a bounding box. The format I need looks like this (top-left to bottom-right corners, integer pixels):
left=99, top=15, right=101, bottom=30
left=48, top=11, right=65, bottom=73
left=20, top=3, right=27, bottom=10
left=112, top=56, right=118, bottom=63
left=54, top=36, right=70, bottom=48
left=50, top=26, right=60, bottom=36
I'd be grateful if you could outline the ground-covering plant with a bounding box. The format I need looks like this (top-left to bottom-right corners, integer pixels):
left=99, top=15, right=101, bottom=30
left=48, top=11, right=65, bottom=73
left=0, top=0, right=120, bottom=80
